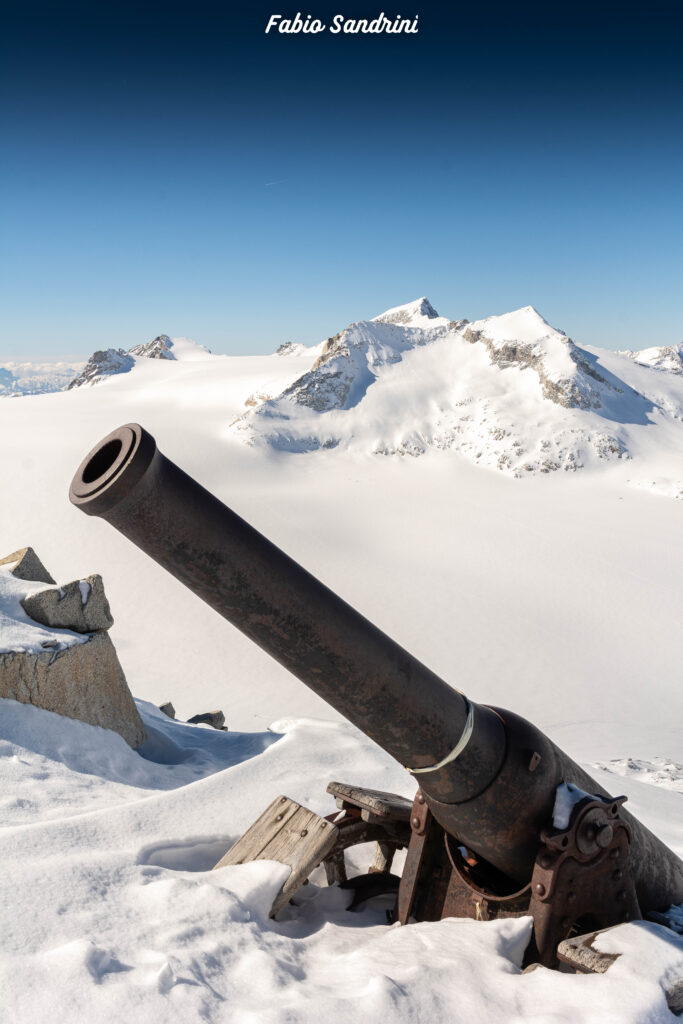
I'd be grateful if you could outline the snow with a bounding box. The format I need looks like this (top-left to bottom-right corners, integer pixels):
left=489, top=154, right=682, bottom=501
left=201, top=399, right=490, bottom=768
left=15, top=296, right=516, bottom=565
left=552, top=781, right=595, bottom=829
left=592, top=757, right=683, bottom=794
left=161, top=337, right=214, bottom=362
left=1, top=298, right=683, bottom=1022
left=466, top=305, right=565, bottom=349
left=2, top=699, right=681, bottom=1023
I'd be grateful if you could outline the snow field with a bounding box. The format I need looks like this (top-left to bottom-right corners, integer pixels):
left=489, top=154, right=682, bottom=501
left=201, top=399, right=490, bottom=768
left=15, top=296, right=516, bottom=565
left=2, top=700, right=682, bottom=1024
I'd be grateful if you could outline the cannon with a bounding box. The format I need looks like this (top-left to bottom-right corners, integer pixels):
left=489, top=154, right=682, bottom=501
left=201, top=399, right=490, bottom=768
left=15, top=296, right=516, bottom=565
left=69, top=423, right=683, bottom=966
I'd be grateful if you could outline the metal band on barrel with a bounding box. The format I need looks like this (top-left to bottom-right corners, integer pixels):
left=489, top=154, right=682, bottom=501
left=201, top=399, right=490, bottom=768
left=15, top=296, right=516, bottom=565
left=407, top=698, right=475, bottom=775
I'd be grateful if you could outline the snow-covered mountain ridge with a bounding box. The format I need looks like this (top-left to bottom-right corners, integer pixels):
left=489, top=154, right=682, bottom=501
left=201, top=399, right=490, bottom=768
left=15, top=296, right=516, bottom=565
left=462, top=307, right=618, bottom=411
left=68, top=335, right=212, bottom=389
left=0, top=335, right=213, bottom=396
left=3, top=298, right=682, bottom=492
left=231, top=300, right=681, bottom=485
left=622, top=342, right=683, bottom=376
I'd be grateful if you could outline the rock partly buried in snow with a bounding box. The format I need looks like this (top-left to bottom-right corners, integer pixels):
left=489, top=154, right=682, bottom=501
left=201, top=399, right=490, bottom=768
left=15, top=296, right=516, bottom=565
left=187, top=710, right=227, bottom=731
left=159, top=701, right=176, bottom=719
left=21, top=574, right=114, bottom=633
left=0, top=547, right=56, bottom=585
left=0, top=632, right=145, bottom=748
left=0, top=552, right=145, bottom=748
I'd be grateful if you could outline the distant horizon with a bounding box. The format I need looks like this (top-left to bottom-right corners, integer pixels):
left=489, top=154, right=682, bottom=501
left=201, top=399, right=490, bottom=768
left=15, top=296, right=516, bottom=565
left=2, top=1, right=681, bottom=359
left=1, top=293, right=680, bottom=364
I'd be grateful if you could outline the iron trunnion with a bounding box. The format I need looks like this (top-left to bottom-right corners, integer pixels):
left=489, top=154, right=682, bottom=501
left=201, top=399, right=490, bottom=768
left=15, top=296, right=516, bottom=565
left=69, top=423, right=683, bottom=967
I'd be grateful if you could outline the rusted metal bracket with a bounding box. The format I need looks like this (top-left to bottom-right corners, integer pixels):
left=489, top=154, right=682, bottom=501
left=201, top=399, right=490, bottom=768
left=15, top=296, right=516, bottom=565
left=528, top=793, right=641, bottom=965
left=396, top=789, right=455, bottom=924
left=396, top=789, right=641, bottom=968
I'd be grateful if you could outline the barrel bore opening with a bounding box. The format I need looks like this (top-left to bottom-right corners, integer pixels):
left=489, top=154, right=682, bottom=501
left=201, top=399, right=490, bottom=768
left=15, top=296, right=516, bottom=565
left=82, top=438, right=123, bottom=484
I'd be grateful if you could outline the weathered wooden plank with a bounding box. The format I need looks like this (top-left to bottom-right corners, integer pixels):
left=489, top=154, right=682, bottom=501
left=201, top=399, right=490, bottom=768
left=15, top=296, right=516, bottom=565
left=327, top=781, right=414, bottom=821
left=323, top=849, right=348, bottom=886
left=213, top=796, right=300, bottom=867
left=558, top=929, right=683, bottom=1014
left=370, top=840, right=399, bottom=874
left=213, top=796, right=339, bottom=917
left=557, top=931, right=619, bottom=974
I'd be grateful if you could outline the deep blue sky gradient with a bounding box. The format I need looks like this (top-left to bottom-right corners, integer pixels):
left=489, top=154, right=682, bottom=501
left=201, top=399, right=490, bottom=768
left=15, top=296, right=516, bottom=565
left=1, top=1, right=682, bottom=356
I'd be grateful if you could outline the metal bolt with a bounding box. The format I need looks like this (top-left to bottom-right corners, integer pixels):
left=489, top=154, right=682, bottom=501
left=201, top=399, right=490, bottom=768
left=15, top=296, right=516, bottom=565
left=595, top=823, right=614, bottom=849
left=321, top=822, right=326, bottom=828
left=539, top=853, right=552, bottom=869
left=275, top=814, right=284, bottom=821
left=412, top=817, right=421, bottom=829
left=280, top=797, right=287, bottom=803
left=534, top=883, right=546, bottom=897
left=300, top=829, right=308, bottom=838
left=417, top=793, right=425, bottom=804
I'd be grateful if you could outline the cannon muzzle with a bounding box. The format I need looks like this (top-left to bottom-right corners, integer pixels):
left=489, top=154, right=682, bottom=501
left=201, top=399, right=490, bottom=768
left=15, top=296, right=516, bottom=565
left=69, top=423, right=683, bottom=912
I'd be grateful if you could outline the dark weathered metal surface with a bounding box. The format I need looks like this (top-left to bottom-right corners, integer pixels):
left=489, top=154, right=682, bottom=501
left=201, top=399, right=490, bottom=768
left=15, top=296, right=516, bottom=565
left=426, top=707, right=683, bottom=909
left=69, top=423, right=683, bottom=910
left=396, top=791, right=439, bottom=924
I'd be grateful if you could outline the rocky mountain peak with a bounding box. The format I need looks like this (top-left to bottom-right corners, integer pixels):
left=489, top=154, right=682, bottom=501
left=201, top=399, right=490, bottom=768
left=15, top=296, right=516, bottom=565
left=67, top=349, right=135, bottom=389
left=372, top=297, right=443, bottom=327
left=129, top=335, right=175, bottom=360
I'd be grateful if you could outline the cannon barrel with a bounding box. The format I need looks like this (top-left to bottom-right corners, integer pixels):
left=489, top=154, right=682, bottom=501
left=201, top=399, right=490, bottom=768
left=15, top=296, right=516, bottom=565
left=69, top=423, right=683, bottom=910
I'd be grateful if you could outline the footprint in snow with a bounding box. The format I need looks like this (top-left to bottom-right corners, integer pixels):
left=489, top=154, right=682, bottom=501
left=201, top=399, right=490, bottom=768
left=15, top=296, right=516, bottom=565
left=137, top=835, right=235, bottom=872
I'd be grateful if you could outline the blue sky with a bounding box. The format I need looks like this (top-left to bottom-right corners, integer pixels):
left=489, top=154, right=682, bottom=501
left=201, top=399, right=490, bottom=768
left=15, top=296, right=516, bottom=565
left=1, top=1, right=682, bottom=357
